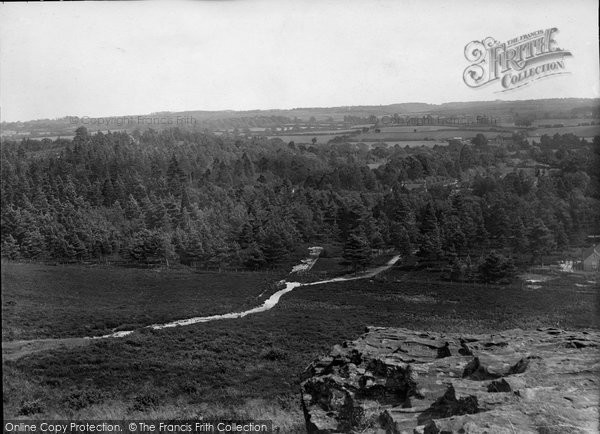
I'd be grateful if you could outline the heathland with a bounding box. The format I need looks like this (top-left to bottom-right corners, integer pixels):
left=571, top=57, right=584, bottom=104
left=2, top=255, right=598, bottom=431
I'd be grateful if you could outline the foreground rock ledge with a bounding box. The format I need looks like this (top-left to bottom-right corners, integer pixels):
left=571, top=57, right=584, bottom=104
left=300, top=327, right=599, bottom=433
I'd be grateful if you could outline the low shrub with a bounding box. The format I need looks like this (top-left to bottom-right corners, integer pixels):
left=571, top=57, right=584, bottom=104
left=260, top=347, right=288, bottom=361
left=129, top=393, right=160, bottom=412
left=65, top=389, right=103, bottom=410
left=18, top=399, right=44, bottom=416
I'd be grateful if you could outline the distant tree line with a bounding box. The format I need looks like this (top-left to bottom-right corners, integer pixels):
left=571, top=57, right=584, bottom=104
left=1, top=127, right=599, bottom=281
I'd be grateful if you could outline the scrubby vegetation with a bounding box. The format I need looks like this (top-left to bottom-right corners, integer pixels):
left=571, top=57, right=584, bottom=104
left=2, top=262, right=597, bottom=428
left=1, top=262, right=286, bottom=341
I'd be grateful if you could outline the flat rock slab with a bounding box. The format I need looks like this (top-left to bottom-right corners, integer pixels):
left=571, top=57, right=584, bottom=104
left=300, top=327, right=599, bottom=433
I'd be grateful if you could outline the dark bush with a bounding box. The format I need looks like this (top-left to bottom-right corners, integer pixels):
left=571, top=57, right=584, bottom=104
left=260, top=347, right=287, bottom=361
left=129, top=393, right=160, bottom=412
left=478, top=251, right=516, bottom=284
left=18, top=399, right=44, bottom=416
left=65, top=389, right=103, bottom=410
left=180, top=380, right=199, bottom=395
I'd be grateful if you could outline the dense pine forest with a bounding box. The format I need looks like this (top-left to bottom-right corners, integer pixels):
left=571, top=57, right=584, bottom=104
left=1, top=127, right=599, bottom=281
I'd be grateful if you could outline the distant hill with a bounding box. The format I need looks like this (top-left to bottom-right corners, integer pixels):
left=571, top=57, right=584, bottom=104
left=433, top=98, right=600, bottom=118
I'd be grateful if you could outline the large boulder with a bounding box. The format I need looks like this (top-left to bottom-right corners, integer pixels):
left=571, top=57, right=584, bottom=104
left=300, top=327, right=599, bottom=433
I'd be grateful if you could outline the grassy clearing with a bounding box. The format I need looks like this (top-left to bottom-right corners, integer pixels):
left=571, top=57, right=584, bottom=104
left=2, top=260, right=597, bottom=428
left=530, top=118, right=593, bottom=127
left=353, top=128, right=506, bottom=141
left=376, top=126, right=460, bottom=132
left=530, top=124, right=600, bottom=137
left=292, top=249, right=395, bottom=284
left=352, top=140, right=449, bottom=148
left=2, top=262, right=285, bottom=341
left=266, top=134, right=344, bottom=144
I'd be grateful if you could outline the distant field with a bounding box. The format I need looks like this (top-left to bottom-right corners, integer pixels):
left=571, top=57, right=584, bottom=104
left=10, top=134, right=75, bottom=141
left=377, top=125, right=459, bottom=132
left=353, top=140, right=448, bottom=148
left=266, top=134, right=346, bottom=144
left=531, top=118, right=595, bottom=127
left=529, top=124, right=600, bottom=137
left=1, top=262, right=284, bottom=341
left=354, top=128, right=508, bottom=141
left=497, top=118, right=597, bottom=129
left=267, top=127, right=514, bottom=145
left=2, top=260, right=597, bottom=427
left=279, top=129, right=358, bottom=135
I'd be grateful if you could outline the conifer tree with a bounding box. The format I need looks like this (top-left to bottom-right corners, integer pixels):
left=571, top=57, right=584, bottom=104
left=1, top=234, right=20, bottom=259
left=419, top=202, right=442, bottom=259
left=343, top=229, right=372, bottom=273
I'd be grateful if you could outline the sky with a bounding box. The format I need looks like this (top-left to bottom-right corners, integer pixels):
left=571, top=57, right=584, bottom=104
left=0, top=0, right=598, bottom=122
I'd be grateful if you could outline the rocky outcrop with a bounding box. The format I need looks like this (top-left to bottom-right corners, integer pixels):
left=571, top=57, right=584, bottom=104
left=300, top=327, right=599, bottom=433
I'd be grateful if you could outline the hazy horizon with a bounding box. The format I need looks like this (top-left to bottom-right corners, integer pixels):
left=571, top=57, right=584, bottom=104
left=1, top=0, right=599, bottom=122
left=2, top=96, right=600, bottom=124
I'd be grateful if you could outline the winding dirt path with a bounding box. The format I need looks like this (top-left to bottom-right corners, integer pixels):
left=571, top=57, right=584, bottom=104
left=2, top=251, right=400, bottom=361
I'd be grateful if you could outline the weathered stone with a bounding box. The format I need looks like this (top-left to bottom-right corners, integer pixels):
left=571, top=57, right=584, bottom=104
left=421, top=409, right=538, bottom=433
left=300, top=327, right=599, bottom=433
